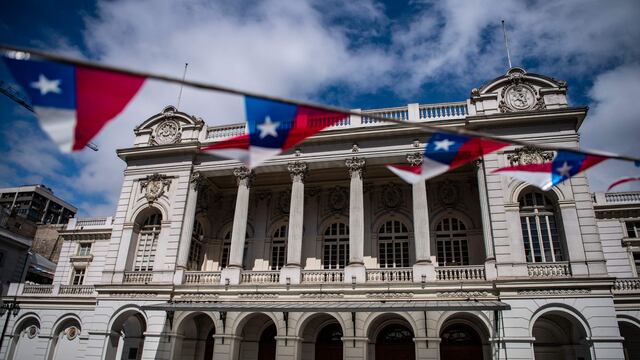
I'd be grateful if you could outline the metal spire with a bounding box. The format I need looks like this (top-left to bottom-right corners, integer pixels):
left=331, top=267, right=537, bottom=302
left=501, top=20, right=513, bottom=69
left=176, top=62, right=189, bottom=109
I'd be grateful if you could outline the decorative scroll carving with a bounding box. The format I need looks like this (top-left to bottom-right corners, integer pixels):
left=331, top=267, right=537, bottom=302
left=140, top=173, right=172, bottom=204
left=233, top=166, right=254, bottom=187
left=499, top=69, right=545, bottom=112
left=406, top=152, right=424, bottom=166
left=151, top=118, right=182, bottom=145
left=517, top=289, right=591, bottom=296
left=238, top=293, right=278, bottom=299
left=437, top=291, right=490, bottom=298
left=508, top=145, right=554, bottom=166
left=287, top=160, right=308, bottom=183
left=366, top=292, right=414, bottom=299
left=300, top=292, right=344, bottom=299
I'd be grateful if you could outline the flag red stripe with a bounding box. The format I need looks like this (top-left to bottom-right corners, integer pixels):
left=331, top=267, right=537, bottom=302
left=74, top=67, right=145, bottom=150
left=202, top=134, right=250, bottom=150
left=607, top=177, right=640, bottom=192
left=282, top=106, right=347, bottom=150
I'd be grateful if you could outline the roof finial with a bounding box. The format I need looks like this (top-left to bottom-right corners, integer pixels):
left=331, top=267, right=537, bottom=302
left=501, top=20, right=513, bottom=69
left=176, top=62, right=189, bottom=110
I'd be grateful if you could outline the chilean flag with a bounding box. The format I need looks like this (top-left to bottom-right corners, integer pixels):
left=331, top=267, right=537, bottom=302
left=3, top=56, right=145, bottom=152
left=387, top=132, right=508, bottom=184
left=202, top=96, right=347, bottom=168
left=493, top=150, right=608, bottom=190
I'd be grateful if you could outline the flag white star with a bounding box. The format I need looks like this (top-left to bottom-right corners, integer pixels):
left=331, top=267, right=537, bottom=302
left=433, top=138, right=455, bottom=151
left=30, top=74, right=62, bottom=95
left=257, top=116, right=280, bottom=139
left=556, top=162, right=573, bottom=177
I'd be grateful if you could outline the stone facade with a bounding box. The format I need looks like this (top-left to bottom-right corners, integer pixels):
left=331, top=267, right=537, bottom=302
left=1, top=69, right=639, bottom=360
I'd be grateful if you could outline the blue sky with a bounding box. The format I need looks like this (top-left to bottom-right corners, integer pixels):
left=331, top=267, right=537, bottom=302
left=1, top=0, right=639, bottom=216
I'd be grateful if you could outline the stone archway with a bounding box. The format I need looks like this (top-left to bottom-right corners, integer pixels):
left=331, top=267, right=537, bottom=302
left=173, top=312, right=216, bottom=360
left=104, top=310, right=147, bottom=360
left=298, top=313, right=344, bottom=360
left=532, top=311, right=591, bottom=360
left=7, top=316, right=41, bottom=360
left=439, top=313, right=490, bottom=360
left=48, top=317, right=82, bottom=360
left=365, top=314, right=416, bottom=360
left=619, top=320, right=640, bottom=360
left=236, top=313, right=277, bottom=360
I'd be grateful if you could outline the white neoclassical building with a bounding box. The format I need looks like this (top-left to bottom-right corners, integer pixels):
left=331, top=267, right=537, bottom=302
left=2, top=67, right=640, bottom=360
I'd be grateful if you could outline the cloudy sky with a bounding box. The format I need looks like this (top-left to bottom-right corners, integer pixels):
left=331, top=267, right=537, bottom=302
left=0, top=0, right=639, bottom=216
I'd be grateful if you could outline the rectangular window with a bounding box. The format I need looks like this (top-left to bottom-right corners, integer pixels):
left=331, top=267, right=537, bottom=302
left=134, top=230, right=158, bottom=271
left=78, top=243, right=92, bottom=256
left=323, top=241, right=348, bottom=269
left=71, top=268, right=85, bottom=285
left=270, top=241, right=286, bottom=270
left=627, top=221, right=640, bottom=238
left=220, top=245, right=230, bottom=269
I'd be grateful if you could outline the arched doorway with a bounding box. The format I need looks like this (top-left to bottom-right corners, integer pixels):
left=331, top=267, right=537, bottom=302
left=258, top=324, right=276, bottom=360
left=315, top=323, right=343, bottom=359
left=440, top=323, right=483, bottom=360
left=532, top=312, right=590, bottom=360
left=173, top=312, right=216, bottom=360
left=375, top=324, right=415, bottom=360
left=619, top=321, right=640, bottom=360
left=7, top=316, right=41, bottom=360
left=48, top=317, right=82, bottom=360
left=237, top=313, right=277, bottom=360
left=298, top=313, right=344, bottom=360
left=104, top=310, right=147, bottom=360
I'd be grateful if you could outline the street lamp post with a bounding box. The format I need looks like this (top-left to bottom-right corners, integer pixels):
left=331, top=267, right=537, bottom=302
left=0, top=301, right=20, bottom=352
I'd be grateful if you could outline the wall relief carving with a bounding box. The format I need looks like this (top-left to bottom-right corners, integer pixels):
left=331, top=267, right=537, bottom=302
left=499, top=68, right=545, bottom=113
left=140, top=173, right=172, bottom=204
left=381, top=184, right=402, bottom=209
left=151, top=118, right=182, bottom=145
left=329, top=186, right=348, bottom=212
left=438, top=180, right=458, bottom=206
left=278, top=191, right=291, bottom=214
left=508, top=145, right=554, bottom=166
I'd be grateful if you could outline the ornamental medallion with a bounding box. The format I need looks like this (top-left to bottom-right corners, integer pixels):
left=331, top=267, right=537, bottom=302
left=140, top=173, right=172, bottom=204
left=151, top=119, right=181, bottom=145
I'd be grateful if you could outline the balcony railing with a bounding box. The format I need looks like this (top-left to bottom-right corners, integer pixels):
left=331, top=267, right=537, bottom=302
left=123, top=271, right=153, bottom=284
left=59, top=285, right=95, bottom=295
left=184, top=271, right=221, bottom=284
left=22, top=284, right=53, bottom=295
left=527, top=262, right=571, bottom=278
left=301, top=269, right=344, bottom=283
left=205, top=101, right=468, bottom=141
left=366, top=268, right=413, bottom=282
left=614, top=278, right=640, bottom=293
left=436, top=265, right=486, bottom=281
left=241, top=271, right=280, bottom=284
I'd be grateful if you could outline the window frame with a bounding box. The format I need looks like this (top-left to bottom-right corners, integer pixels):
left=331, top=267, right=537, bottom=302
left=519, top=190, right=565, bottom=263
left=322, top=222, right=349, bottom=270
left=270, top=223, right=288, bottom=270
left=133, top=213, right=162, bottom=272
left=377, top=219, right=410, bottom=268
left=435, top=216, right=469, bottom=266
left=71, top=267, right=85, bottom=285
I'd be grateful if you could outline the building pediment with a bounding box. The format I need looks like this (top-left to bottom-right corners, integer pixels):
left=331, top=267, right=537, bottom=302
left=134, top=105, right=205, bottom=146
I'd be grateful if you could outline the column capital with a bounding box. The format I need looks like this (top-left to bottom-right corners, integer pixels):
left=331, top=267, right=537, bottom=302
left=287, top=160, right=308, bottom=183
left=406, top=151, right=424, bottom=166
left=233, top=166, right=254, bottom=187
left=345, top=156, right=366, bottom=179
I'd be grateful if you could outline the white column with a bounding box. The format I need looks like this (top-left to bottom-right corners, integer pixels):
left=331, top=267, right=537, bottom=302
left=476, top=160, right=497, bottom=280
left=281, top=160, right=307, bottom=284
left=345, top=154, right=366, bottom=283
left=407, top=151, right=435, bottom=282
left=559, top=201, right=588, bottom=275
left=173, top=171, right=201, bottom=284
left=221, top=167, right=253, bottom=285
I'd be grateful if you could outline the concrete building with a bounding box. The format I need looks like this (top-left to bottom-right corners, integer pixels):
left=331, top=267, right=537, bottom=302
left=1, top=67, right=640, bottom=360
left=0, top=185, right=77, bottom=225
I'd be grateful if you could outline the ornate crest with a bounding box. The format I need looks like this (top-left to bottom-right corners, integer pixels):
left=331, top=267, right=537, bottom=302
left=329, top=186, right=347, bottom=211
left=508, top=146, right=554, bottom=166
left=499, top=69, right=545, bottom=112
left=438, top=180, right=458, bottom=206
left=382, top=184, right=402, bottom=209
left=151, top=119, right=182, bottom=145
left=140, top=173, right=172, bottom=204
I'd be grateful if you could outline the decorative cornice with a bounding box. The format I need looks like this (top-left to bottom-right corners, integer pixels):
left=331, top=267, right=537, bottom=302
left=287, top=160, right=308, bottom=183
left=233, top=166, right=254, bottom=187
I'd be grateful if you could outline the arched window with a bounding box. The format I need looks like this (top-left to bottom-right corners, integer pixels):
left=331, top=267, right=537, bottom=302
left=378, top=220, right=409, bottom=268
left=270, top=224, right=287, bottom=270
left=435, top=217, right=469, bottom=266
left=323, top=222, right=349, bottom=269
left=133, top=213, right=161, bottom=271
left=519, top=189, right=564, bottom=263
left=187, top=220, right=203, bottom=270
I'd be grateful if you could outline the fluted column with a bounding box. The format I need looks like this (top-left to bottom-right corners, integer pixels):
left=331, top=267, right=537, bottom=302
left=221, top=166, right=253, bottom=285
left=174, top=171, right=201, bottom=284
left=408, top=151, right=436, bottom=282
left=280, top=160, right=307, bottom=284
left=345, top=150, right=366, bottom=283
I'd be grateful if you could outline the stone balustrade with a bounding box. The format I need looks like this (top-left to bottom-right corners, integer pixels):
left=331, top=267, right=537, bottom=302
left=205, top=101, right=469, bottom=141
left=614, top=278, right=640, bottom=293
left=527, top=262, right=571, bottom=278
left=59, top=285, right=95, bottom=295
left=366, top=268, right=413, bottom=282
left=22, top=284, right=53, bottom=295
left=241, top=271, right=280, bottom=284
left=123, top=271, right=153, bottom=284
left=436, top=266, right=486, bottom=281
left=301, top=269, right=344, bottom=283
left=184, top=271, right=221, bottom=285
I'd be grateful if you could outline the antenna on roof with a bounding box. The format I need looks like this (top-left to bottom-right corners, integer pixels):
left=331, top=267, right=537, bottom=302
left=501, top=20, right=513, bottom=69
left=176, top=62, right=189, bottom=110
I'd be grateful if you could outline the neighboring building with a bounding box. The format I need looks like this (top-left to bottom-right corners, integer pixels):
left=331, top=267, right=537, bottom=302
left=31, top=224, right=66, bottom=264
left=0, top=185, right=77, bottom=225
left=2, top=67, right=640, bottom=360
